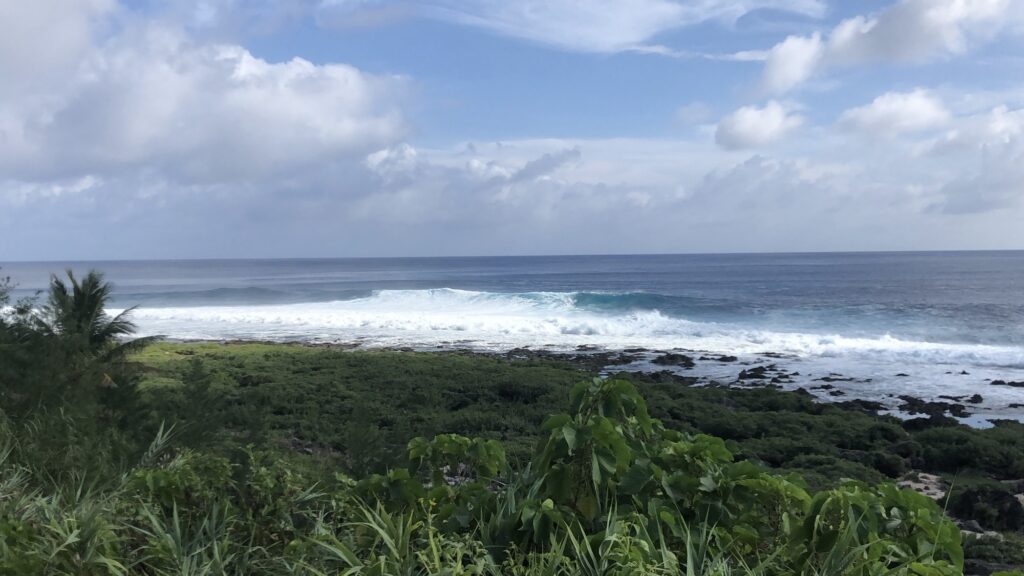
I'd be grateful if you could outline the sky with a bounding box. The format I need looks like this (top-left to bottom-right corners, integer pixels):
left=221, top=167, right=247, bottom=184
left=2, top=0, right=1024, bottom=260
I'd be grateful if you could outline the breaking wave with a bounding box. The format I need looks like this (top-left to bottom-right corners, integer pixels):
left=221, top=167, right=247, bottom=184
left=115, top=288, right=1024, bottom=368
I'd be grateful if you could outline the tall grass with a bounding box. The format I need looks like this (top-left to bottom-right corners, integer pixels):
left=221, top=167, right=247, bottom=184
left=1, top=386, right=973, bottom=576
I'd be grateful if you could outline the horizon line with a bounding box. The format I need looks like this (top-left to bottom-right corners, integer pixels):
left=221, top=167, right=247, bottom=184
left=3, top=247, right=1024, bottom=265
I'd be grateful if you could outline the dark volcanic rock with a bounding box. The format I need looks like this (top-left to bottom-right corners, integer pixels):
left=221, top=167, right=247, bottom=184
left=816, top=374, right=856, bottom=383
left=991, top=380, right=1024, bottom=388
left=898, top=395, right=970, bottom=418
left=503, top=348, right=637, bottom=372
left=950, top=484, right=1024, bottom=532
left=836, top=399, right=885, bottom=413
left=700, top=354, right=738, bottom=362
left=738, top=366, right=769, bottom=380
left=624, top=370, right=700, bottom=387
left=828, top=390, right=847, bottom=397
left=652, top=353, right=695, bottom=368
left=901, top=414, right=960, bottom=431
left=939, top=393, right=984, bottom=404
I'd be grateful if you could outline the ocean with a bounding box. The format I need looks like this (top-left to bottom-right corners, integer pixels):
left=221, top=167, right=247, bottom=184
left=4, top=252, right=1024, bottom=423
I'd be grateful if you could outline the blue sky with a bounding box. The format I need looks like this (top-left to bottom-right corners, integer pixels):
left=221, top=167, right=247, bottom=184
left=2, top=0, right=1024, bottom=259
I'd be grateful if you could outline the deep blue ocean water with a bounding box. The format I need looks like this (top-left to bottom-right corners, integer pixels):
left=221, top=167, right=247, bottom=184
left=4, top=252, right=1024, bottom=420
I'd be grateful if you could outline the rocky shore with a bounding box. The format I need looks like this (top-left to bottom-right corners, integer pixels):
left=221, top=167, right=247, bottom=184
left=428, top=343, right=1024, bottom=426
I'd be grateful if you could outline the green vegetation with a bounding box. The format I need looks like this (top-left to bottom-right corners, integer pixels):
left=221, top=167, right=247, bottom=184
left=1, top=269, right=1022, bottom=574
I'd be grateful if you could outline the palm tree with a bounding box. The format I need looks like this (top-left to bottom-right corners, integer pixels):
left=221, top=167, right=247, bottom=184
left=40, top=270, right=156, bottom=363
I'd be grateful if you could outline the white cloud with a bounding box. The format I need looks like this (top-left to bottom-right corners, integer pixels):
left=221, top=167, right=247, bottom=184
left=715, top=101, right=804, bottom=149
left=840, top=89, right=950, bottom=135
left=0, top=0, right=114, bottom=96
left=827, top=0, right=1008, bottom=65
left=761, top=0, right=1015, bottom=94
left=0, top=18, right=409, bottom=187
left=924, top=104, right=1024, bottom=214
left=760, top=32, right=823, bottom=94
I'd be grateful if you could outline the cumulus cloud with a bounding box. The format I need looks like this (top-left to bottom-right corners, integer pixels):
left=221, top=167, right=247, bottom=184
left=0, top=0, right=114, bottom=95
left=840, top=89, right=950, bottom=136
left=928, top=105, right=1024, bottom=155
left=925, top=104, right=1024, bottom=214
left=826, top=0, right=1008, bottom=65
left=760, top=33, right=823, bottom=94
left=0, top=5, right=409, bottom=188
left=761, top=0, right=1015, bottom=94
left=715, top=101, right=804, bottom=149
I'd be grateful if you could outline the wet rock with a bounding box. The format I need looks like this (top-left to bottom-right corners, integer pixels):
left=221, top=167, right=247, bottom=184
left=901, top=414, right=959, bottom=431
left=895, top=373, right=910, bottom=377
left=898, top=395, right=970, bottom=418
left=652, top=353, right=695, bottom=368
left=836, top=399, right=885, bottom=413
left=938, top=393, right=983, bottom=403
left=625, top=370, right=699, bottom=386
left=738, top=366, right=769, bottom=380
left=503, top=348, right=637, bottom=372
left=991, top=380, right=1024, bottom=388
left=699, top=354, right=738, bottom=362
left=828, top=390, right=847, bottom=397
left=816, top=374, right=856, bottom=383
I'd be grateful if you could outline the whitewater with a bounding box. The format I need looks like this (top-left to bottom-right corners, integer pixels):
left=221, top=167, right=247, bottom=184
left=114, top=287, right=1024, bottom=370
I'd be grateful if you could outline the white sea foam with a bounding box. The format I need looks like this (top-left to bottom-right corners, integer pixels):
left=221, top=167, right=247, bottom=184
left=114, top=288, right=1024, bottom=369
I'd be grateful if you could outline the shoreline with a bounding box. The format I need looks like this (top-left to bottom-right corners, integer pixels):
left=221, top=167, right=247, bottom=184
left=159, top=336, right=1024, bottom=427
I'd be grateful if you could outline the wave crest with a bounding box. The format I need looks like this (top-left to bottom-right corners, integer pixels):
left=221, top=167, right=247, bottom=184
left=114, top=288, right=1024, bottom=369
